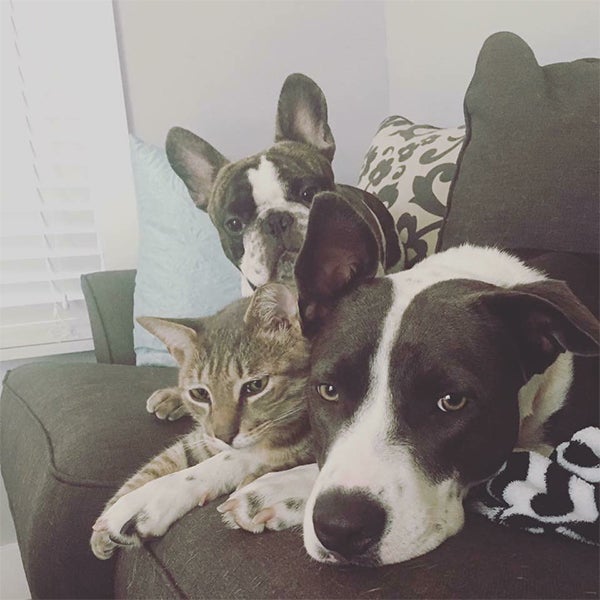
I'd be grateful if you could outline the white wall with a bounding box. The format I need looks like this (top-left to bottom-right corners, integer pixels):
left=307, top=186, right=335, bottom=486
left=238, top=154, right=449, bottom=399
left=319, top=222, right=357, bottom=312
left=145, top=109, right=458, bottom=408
left=113, top=0, right=390, bottom=184
left=384, top=0, right=600, bottom=127
left=114, top=0, right=599, bottom=180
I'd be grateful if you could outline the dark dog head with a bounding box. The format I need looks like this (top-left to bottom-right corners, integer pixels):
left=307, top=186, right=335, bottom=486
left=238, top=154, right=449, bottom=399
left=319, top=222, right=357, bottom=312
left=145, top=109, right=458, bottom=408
left=294, top=194, right=600, bottom=565
left=165, top=73, right=337, bottom=290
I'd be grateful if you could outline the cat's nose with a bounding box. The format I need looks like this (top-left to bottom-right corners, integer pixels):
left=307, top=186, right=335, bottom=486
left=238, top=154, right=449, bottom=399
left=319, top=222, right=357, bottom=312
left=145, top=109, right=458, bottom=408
left=214, top=428, right=238, bottom=446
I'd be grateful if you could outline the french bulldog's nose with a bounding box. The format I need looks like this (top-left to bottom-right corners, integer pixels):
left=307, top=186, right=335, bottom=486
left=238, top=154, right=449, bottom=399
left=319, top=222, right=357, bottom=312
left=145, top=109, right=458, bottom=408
left=312, top=489, right=386, bottom=560
left=264, top=211, right=294, bottom=236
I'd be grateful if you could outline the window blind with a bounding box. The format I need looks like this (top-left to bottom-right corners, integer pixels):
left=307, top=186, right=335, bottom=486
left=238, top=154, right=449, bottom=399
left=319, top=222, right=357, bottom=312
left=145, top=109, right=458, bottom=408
left=0, top=0, right=136, bottom=360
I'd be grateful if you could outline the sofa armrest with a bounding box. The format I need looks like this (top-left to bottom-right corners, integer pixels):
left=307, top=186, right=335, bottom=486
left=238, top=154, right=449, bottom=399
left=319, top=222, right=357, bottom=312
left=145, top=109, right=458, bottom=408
left=81, top=270, right=137, bottom=365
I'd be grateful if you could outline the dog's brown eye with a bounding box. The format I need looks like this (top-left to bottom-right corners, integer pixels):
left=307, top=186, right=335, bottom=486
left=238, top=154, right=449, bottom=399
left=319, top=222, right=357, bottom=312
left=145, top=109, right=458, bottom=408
left=242, top=376, right=269, bottom=397
left=317, top=383, right=338, bottom=402
left=188, top=387, right=211, bottom=404
left=437, top=394, right=468, bottom=412
left=301, top=186, right=318, bottom=204
left=225, top=217, right=244, bottom=234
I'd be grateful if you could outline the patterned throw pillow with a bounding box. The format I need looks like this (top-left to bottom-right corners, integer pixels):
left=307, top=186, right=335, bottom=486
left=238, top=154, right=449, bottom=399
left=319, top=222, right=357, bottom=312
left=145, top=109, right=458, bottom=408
left=357, top=116, right=465, bottom=270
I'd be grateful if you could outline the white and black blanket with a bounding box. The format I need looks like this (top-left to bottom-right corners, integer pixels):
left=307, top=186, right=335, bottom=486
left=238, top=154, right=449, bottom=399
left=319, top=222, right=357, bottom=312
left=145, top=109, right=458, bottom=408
left=468, top=427, right=600, bottom=545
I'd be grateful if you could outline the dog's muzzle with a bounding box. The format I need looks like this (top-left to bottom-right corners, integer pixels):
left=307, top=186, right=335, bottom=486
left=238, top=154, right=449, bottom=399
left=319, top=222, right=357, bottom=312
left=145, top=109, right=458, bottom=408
left=312, top=488, right=387, bottom=563
left=262, top=211, right=295, bottom=237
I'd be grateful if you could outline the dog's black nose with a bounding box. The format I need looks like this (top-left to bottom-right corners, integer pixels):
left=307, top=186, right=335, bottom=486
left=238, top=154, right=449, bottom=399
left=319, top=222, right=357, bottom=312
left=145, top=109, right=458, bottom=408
left=312, top=489, right=387, bottom=560
left=264, top=211, right=294, bottom=236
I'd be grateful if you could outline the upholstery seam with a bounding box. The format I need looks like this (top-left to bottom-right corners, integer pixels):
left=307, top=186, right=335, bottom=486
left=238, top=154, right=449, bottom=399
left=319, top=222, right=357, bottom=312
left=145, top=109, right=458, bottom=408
left=81, top=274, right=114, bottom=364
left=3, top=380, right=123, bottom=489
left=142, top=545, right=188, bottom=599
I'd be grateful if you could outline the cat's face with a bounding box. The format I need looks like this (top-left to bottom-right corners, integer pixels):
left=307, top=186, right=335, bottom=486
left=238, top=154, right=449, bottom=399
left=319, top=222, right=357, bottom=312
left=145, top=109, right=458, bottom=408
left=139, top=284, right=310, bottom=451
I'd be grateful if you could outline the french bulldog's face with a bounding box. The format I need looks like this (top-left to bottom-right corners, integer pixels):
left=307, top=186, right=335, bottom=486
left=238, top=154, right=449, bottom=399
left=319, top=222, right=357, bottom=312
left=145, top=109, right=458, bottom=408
left=207, top=142, right=335, bottom=288
left=165, top=73, right=336, bottom=289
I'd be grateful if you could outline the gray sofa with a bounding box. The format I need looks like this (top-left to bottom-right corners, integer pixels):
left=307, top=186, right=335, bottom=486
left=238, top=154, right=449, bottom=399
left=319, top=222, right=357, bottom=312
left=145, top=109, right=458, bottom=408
left=2, top=32, right=599, bottom=599
left=1, top=268, right=598, bottom=599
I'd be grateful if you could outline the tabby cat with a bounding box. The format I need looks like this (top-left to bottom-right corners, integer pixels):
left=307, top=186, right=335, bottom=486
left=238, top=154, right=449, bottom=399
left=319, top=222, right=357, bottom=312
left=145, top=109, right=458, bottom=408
left=90, top=283, right=312, bottom=559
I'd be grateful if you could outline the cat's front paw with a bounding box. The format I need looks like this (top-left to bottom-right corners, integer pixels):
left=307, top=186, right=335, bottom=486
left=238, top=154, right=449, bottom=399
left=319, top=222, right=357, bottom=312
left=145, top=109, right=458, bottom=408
left=146, top=387, right=187, bottom=420
left=90, top=517, right=141, bottom=560
left=217, top=466, right=316, bottom=533
left=90, top=479, right=187, bottom=559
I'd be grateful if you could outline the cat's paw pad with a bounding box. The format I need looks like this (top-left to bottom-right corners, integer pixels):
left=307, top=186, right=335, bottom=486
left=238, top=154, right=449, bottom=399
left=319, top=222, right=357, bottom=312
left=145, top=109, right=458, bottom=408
left=146, top=387, right=187, bottom=420
left=217, top=471, right=306, bottom=533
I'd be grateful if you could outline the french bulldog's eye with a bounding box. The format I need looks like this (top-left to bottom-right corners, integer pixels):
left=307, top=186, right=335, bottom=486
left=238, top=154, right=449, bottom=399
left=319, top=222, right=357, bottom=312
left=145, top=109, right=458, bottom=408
left=316, top=383, right=338, bottom=402
left=188, top=387, right=211, bottom=404
left=300, top=186, right=318, bottom=204
left=225, top=217, right=244, bottom=234
left=437, top=394, right=468, bottom=412
left=242, top=376, right=269, bottom=397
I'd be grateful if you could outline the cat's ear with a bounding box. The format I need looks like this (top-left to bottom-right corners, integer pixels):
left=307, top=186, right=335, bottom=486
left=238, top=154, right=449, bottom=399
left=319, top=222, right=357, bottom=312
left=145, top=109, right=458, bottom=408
left=137, top=316, right=201, bottom=366
left=244, top=283, right=299, bottom=332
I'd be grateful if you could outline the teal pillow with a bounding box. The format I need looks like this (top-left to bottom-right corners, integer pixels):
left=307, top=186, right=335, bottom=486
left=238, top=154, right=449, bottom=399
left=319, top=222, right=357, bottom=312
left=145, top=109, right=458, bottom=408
left=131, top=135, right=241, bottom=366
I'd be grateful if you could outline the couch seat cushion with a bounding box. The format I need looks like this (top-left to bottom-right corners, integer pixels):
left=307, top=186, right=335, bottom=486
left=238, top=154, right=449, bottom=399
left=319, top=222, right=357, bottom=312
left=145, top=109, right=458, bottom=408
left=0, top=362, right=186, bottom=599
left=116, top=496, right=599, bottom=599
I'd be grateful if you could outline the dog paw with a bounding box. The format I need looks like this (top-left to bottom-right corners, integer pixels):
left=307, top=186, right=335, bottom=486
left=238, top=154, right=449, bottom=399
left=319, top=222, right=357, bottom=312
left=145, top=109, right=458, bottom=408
left=146, top=387, right=187, bottom=420
left=217, top=468, right=313, bottom=533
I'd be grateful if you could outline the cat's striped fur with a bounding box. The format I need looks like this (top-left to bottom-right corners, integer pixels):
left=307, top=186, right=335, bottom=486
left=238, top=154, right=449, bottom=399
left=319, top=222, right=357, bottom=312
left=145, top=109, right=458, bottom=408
left=90, top=284, right=312, bottom=559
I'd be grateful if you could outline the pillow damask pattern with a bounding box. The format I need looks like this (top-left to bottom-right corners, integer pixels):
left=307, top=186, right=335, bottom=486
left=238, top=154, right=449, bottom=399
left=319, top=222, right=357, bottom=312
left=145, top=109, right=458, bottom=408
left=357, top=116, right=465, bottom=270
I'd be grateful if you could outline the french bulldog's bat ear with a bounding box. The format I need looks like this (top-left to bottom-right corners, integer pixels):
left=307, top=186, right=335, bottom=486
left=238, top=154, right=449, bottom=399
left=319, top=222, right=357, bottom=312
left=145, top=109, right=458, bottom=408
left=294, top=192, right=383, bottom=336
left=244, top=283, right=300, bottom=332
left=165, top=127, right=229, bottom=211
left=481, top=279, right=599, bottom=380
left=275, top=73, right=336, bottom=162
left=137, top=316, right=202, bottom=366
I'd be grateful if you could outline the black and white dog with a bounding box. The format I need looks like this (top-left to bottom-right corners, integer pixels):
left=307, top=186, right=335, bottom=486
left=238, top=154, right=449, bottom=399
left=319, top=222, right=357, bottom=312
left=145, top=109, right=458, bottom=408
left=219, top=192, right=599, bottom=566
left=166, top=74, right=399, bottom=294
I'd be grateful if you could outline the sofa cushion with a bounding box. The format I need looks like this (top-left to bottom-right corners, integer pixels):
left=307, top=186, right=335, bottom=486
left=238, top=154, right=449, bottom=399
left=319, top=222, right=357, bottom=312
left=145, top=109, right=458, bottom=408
left=0, top=362, right=186, bottom=599
left=2, top=362, right=598, bottom=599
left=115, top=494, right=599, bottom=599
left=357, top=116, right=465, bottom=269
left=130, top=135, right=241, bottom=367
left=439, top=32, right=600, bottom=254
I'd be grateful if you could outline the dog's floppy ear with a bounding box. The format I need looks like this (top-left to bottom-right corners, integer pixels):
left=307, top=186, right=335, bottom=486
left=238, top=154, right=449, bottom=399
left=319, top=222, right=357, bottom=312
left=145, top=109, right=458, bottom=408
left=275, top=73, right=336, bottom=162
left=244, top=283, right=300, bottom=333
left=294, top=192, right=386, bottom=336
left=165, top=127, right=229, bottom=211
left=481, top=279, right=599, bottom=380
left=137, top=316, right=202, bottom=366
left=344, top=187, right=402, bottom=272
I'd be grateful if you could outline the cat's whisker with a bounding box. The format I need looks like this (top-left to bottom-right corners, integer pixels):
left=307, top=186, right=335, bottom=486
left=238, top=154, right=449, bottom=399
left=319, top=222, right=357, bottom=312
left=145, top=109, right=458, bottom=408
left=240, top=406, right=306, bottom=443
left=269, top=405, right=305, bottom=424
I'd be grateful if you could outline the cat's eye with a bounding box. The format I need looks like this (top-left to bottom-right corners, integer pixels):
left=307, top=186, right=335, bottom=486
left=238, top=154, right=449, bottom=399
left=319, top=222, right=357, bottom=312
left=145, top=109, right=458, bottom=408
left=225, top=217, right=245, bottom=234
left=242, top=376, right=269, bottom=397
left=188, top=387, right=211, bottom=404
left=316, top=383, right=338, bottom=402
left=437, top=393, right=468, bottom=412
